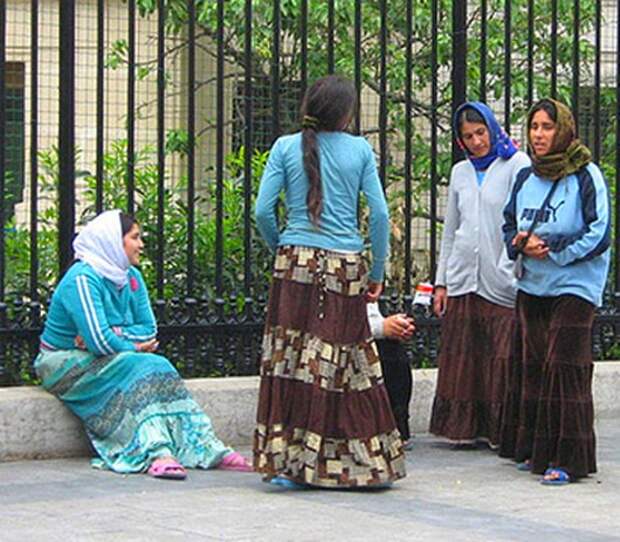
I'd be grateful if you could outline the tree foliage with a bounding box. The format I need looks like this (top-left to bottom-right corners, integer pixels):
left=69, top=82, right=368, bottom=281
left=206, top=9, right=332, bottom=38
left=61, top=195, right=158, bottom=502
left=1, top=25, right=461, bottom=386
left=121, top=0, right=606, bottom=287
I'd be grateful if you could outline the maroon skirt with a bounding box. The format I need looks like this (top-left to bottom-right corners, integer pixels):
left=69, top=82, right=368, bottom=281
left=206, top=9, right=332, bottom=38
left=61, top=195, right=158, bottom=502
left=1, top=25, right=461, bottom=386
left=511, top=291, right=596, bottom=479
left=253, top=246, right=406, bottom=487
left=497, top=319, right=523, bottom=459
left=429, top=293, right=516, bottom=447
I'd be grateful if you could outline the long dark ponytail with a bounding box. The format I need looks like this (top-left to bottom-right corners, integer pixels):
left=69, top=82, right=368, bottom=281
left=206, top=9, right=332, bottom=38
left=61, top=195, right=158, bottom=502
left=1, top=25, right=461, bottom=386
left=300, top=75, right=356, bottom=227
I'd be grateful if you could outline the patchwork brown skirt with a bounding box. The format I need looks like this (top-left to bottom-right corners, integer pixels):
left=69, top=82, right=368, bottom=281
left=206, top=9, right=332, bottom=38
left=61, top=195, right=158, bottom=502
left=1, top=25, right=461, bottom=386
left=429, top=293, right=516, bottom=446
left=510, top=291, right=596, bottom=479
left=253, top=246, right=406, bottom=487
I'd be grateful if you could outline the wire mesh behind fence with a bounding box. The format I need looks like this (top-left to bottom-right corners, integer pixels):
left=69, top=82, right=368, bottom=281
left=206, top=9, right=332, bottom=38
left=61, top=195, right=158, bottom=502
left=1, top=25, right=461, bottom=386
left=0, top=0, right=618, bottom=385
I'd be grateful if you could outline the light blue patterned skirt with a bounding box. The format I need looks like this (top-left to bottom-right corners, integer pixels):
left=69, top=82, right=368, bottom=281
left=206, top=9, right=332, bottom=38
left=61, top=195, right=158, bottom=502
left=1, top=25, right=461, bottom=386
left=35, top=349, right=231, bottom=473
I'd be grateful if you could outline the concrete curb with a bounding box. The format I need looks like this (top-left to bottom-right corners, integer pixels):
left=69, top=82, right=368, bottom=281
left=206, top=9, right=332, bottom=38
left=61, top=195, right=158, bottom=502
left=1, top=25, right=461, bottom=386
left=1, top=362, right=619, bottom=461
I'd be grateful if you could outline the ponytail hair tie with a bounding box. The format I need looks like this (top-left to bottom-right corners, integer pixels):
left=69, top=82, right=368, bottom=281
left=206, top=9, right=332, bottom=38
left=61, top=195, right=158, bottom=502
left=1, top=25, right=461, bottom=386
left=302, top=115, right=319, bottom=129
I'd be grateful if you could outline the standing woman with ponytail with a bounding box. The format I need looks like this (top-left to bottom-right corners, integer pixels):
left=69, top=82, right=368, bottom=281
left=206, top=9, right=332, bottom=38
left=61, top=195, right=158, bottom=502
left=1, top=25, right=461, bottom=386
left=503, top=99, right=610, bottom=484
left=254, top=75, right=406, bottom=489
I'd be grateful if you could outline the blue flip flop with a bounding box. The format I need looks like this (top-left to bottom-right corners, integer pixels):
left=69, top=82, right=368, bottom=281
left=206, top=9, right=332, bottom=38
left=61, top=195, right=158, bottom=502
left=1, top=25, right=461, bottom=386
left=516, top=460, right=532, bottom=472
left=541, top=468, right=571, bottom=486
left=269, top=476, right=309, bottom=490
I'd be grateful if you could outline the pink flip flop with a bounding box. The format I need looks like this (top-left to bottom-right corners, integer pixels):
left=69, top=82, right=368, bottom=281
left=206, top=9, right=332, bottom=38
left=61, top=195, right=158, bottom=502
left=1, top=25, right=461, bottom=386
left=218, top=451, right=253, bottom=472
left=148, top=459, right=187, bottom=480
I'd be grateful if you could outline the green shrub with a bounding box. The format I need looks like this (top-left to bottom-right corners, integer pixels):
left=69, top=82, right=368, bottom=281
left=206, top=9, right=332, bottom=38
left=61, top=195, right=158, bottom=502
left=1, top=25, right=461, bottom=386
left=5, top=141, right=274, bottom=304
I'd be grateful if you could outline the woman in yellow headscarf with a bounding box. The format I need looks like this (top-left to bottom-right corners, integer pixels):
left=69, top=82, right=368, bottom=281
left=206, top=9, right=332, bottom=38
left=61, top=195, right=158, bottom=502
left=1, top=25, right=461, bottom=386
left=502, top=99, right=610, bottom=485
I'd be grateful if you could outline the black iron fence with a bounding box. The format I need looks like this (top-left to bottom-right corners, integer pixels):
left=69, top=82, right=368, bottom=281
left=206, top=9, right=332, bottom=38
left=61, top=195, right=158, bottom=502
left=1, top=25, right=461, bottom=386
left=0, top=0, right=619, bottom=386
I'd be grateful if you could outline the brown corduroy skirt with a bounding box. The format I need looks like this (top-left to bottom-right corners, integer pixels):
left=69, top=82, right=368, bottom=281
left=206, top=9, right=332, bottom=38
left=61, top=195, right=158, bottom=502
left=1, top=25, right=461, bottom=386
left=253, top=246, right=406, bottom=488
left=497, top=319, right=523, bottom=459
left=429, top=293, right=517, bottom=447
left=510, top=291, right=596, bottom=479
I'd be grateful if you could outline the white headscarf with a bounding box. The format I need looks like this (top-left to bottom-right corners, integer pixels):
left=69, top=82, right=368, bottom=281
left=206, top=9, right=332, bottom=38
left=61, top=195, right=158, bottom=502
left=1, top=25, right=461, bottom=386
left=73, top=210, right=131, bottom=288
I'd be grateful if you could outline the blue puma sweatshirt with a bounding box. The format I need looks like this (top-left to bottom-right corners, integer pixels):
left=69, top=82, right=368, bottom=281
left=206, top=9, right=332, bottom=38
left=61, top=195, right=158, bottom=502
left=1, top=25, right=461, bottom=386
left=502, top=163, right=610, bottom=307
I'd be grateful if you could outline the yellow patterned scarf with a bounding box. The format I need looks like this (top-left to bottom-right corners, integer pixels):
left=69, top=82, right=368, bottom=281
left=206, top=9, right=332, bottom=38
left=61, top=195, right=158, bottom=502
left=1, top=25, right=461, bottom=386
left=527, top=99, right=591, bottom=181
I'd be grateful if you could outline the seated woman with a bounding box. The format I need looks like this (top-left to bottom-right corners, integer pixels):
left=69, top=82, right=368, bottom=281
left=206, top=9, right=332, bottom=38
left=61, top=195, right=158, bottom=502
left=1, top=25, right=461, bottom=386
left=35, top=210, right=252, bottom=479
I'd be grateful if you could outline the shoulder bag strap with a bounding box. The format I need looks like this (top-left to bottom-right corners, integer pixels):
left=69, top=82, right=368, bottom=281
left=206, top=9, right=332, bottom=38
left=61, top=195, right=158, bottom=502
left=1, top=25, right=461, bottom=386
left=516, top=181, right=560, bottom=254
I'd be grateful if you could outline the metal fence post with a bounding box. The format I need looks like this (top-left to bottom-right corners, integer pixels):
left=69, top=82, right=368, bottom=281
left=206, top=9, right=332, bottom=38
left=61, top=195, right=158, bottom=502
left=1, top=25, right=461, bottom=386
left=0, top=0, right=6, bottom=385
left=616, top=0, right=620, bottom=309
left=0, top=0, right=6, bottom=302
left=451, top=0, right=467, bottom=164
left=58, top=0, right=76, bottom=275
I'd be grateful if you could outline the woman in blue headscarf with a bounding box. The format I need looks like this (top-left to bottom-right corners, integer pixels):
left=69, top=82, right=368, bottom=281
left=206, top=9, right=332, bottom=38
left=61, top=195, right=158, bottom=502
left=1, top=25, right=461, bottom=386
left=429, top=102, right=530, bottom=449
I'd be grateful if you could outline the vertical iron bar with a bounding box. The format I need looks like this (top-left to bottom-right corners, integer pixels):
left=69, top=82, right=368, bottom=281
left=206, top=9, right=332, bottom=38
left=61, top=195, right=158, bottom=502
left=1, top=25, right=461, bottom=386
left=0, top=0, right=5, bottom=301
left=550, top=0, right=558, bottom=98
left=354, top=0, right=361, bottom=134
left=95, top=0, right=104, bottom=214
left=215, top=0, right=225, bottom=297
left=127, top=0, right=136, bottom=213
left=430, top=0, right=438, bottom=279
left=593, top=0, right=601, bottom=162
left=243, top=0, right=253, bottom=297
left=479, top=0, right=487, bottom=103
left=452, top=0, right=467, bottom=163
left=58, top=0, right=76, bottom=276
left=30, top=0, right=39, bottom=300
left=156, top=0, right=165, bottom=297
left=504, top=0, right=511, bottom=131
left=0, top=0, right=5, bottom=384
left=271, top=0, right=280, bottom=141
left=378, top=0, right=387, bottom=189
left=527, top=0, right=534, bottom=108
left=186, top=0, right=196, bottom=296
left=616, top=0, right=620, bottom=305
left=300, top=0, right=307, bottom=97
left=404, top=0, right=413, bottom=294
left=327, top=0, right=335, bottom=74
left=571, top=0, right=579, bottom=133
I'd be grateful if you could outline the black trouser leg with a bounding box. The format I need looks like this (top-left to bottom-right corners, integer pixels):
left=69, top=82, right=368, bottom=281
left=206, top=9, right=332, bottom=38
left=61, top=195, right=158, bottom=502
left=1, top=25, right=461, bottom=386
left=376, top=339, right=413, bottom=440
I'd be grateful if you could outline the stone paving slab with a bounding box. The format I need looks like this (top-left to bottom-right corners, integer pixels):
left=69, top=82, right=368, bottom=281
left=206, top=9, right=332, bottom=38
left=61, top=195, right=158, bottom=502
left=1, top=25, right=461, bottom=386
left=2, top=418, right=619, bottom=542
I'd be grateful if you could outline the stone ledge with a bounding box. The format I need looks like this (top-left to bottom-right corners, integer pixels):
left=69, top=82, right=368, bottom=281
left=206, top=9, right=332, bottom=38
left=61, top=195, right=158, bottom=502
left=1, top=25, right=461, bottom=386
left=1, top=363, right=619, bottom=461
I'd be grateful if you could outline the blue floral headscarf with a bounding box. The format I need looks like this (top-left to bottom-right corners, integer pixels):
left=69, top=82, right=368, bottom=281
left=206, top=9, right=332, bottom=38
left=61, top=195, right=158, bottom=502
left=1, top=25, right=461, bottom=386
left=453, top=101, right=518, bottom=171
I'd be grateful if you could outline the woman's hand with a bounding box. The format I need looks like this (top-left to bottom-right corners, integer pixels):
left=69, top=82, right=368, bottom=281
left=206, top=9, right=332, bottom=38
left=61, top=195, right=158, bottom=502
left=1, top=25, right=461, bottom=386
left=433, top=286, right=448, bottom=317
left=135, top=339, right=159, bottom=353
left=383, top=314, right=415, bottom=342
left=74, top=335, right=86, bottom=350
left=512, top=231, right=549, bottom=259
left=366, top=281, right=383, bottom=303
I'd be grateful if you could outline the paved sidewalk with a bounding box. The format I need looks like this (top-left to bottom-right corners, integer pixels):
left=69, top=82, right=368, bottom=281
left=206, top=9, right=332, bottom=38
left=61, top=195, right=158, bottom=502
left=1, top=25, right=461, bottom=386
left=2, top=418, right=619, bottom=542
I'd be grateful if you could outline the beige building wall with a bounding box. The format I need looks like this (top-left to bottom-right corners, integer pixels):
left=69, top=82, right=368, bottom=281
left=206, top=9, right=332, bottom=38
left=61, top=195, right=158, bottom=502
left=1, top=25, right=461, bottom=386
left=6, top=0, right=232, bottom=225
left=4, top=0, right=618, bottom=283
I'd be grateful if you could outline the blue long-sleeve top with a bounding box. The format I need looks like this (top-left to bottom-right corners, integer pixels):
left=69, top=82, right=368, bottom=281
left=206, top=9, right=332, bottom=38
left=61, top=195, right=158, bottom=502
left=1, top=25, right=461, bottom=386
left=40, top=261, right=157, bottom=356
left=502, top=163, right=611, bottom=306
left=255, top=131, right=390, bottom=282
